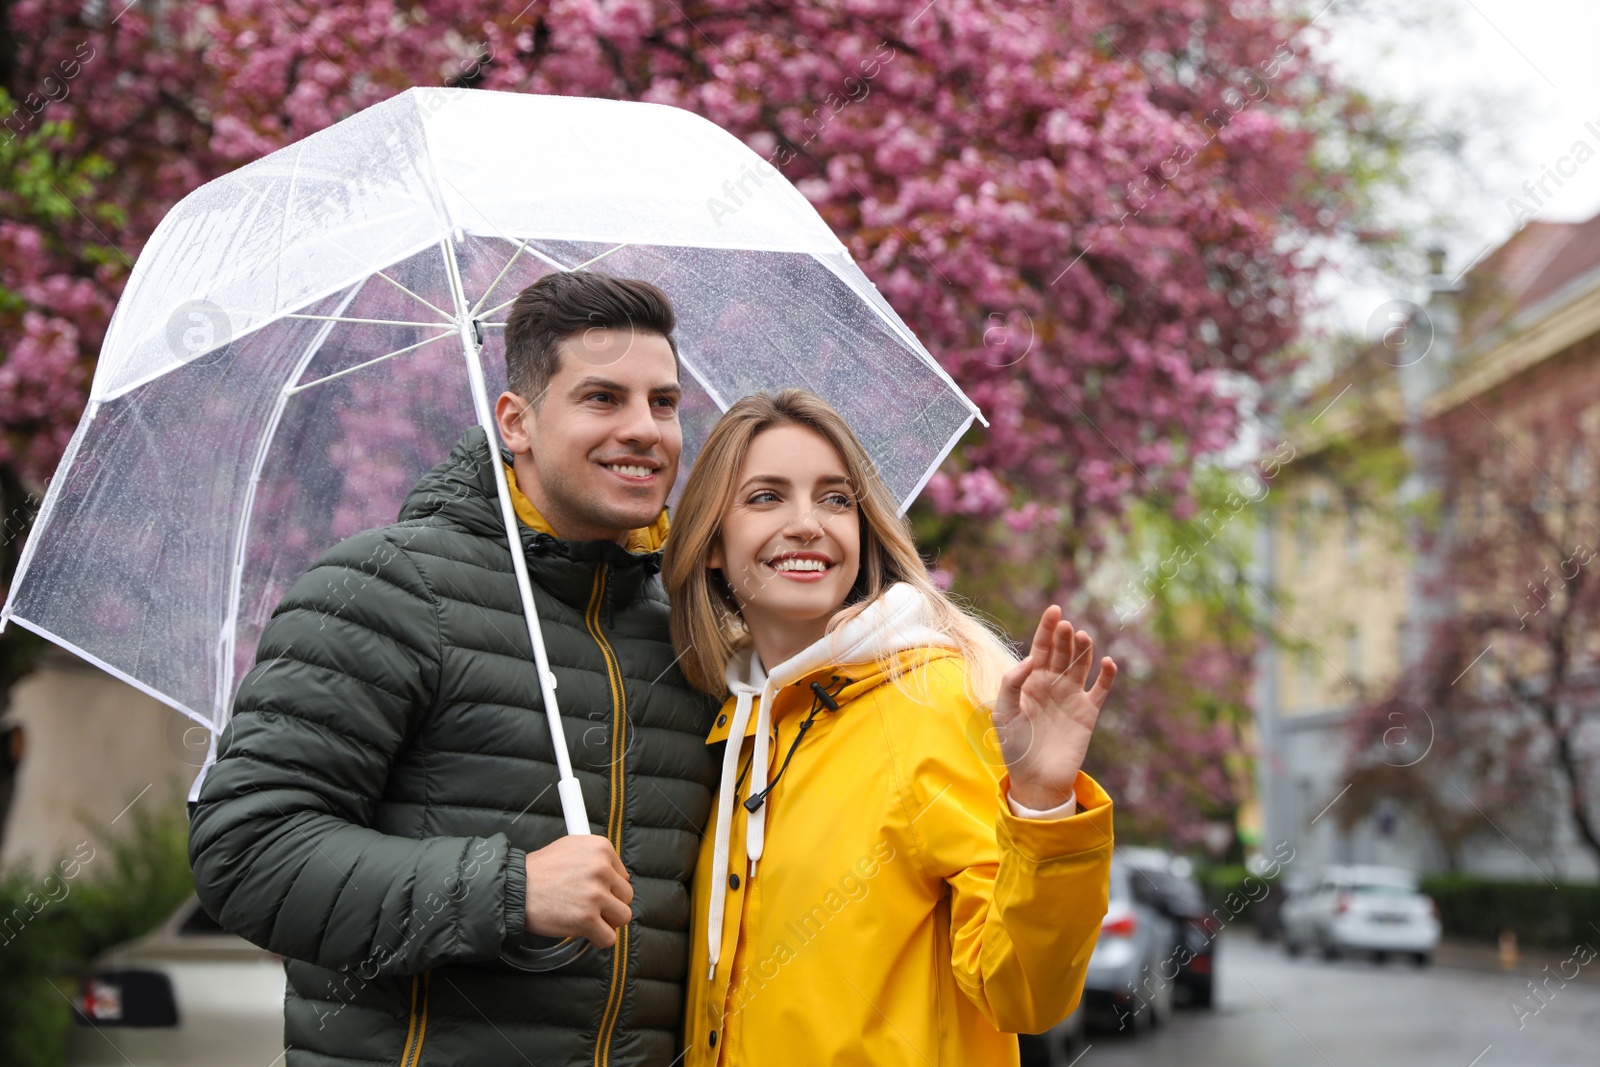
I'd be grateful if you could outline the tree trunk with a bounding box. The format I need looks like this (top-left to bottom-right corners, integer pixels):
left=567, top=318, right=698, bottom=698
left=1545, top=702, right=1600, bottom=867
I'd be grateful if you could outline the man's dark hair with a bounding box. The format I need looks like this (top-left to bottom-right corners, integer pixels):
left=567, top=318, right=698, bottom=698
left=502, top=271, right=679, bottom=405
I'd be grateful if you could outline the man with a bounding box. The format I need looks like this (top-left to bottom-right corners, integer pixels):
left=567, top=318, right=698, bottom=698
left=189, top=272, right=717, bottom=1067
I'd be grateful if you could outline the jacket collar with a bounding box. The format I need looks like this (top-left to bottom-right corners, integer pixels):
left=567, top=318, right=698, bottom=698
left=399, top=427, right=670, bottom=612
left=503, top=461, right=670, bottom=555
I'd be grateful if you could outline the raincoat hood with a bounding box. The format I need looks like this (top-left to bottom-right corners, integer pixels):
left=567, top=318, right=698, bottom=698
left=705, top=583, right=954, bottom=978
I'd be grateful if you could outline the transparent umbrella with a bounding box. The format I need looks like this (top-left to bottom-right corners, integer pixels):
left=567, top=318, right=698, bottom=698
left=0, top=86, right=982, bottom=876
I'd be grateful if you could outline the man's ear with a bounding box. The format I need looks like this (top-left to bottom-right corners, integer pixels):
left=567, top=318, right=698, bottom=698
left=494, top=392, right=535, bottom=455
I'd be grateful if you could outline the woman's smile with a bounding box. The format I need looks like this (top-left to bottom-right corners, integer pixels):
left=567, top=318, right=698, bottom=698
left=762, top=550, right=836, bottom=580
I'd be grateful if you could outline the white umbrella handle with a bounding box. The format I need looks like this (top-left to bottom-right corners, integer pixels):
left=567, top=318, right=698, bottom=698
left=451, top=271, right=590, bottom=838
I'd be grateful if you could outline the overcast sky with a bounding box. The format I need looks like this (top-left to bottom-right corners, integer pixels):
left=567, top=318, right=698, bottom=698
left=1315, top=0, right=1600, bottom=331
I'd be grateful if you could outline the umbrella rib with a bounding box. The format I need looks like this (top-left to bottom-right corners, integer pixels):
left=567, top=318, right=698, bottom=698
left=570, top=242, right=632, bottom=272
left=477, top=292, right=525, bottom=321
left=469, top=236, right=537, bottom=319
left=521, top=245, right=571, bottom=273
left=284, top=330, right=456, bottom=395
left=371, top=268, right=456, bottom=322
left=674, top=347, right=730, bottom=411
left=475, top=242, right=633, bottom=321
left=219, top=280, right=365, bottom=715
left=283, top=315, right=452, bottom=328
left=476, top=246, right=568, bottom=320
left=432, top=168, right=563, bottom=315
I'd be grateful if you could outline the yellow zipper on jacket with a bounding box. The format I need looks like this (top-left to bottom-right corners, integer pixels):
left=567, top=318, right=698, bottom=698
left=586, top=563, right=629, bottom=1067
left=400, top=971, right=430, bottom=1067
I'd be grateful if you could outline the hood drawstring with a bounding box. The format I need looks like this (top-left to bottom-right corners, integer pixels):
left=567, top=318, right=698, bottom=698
left=743, top=678, right=848, bottom=815
left=706, top=666, right=765, bottom=979
left=702, top=583, right=958, bottom=984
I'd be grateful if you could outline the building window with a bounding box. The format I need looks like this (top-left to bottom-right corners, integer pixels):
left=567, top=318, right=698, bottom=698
left=1347, top=625, right=1362, bottom=684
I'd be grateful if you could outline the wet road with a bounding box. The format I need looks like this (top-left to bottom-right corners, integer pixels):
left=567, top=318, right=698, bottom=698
left=1080, top=934, right=1600, bottom=1067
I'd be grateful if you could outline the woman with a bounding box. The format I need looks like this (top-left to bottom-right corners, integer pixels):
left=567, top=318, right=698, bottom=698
left=661, top=389, right=1116, bottom=1066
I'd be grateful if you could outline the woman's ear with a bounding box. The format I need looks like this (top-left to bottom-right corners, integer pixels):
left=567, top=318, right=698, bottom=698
left=706, top=536, right=725, bottom=570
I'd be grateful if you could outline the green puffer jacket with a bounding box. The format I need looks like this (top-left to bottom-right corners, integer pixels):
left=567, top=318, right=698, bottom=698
left=189, top=427, right=718, bottom=1067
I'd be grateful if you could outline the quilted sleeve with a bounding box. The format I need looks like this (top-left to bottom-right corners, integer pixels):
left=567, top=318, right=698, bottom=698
left=187, top=529, right=528, bottom=976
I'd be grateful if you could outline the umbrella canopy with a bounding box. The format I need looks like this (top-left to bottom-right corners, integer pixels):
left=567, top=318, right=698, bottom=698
left=1, top=88, right=982, bottom=745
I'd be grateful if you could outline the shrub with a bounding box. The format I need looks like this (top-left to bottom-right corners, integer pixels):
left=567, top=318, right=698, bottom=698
left=0, top=806, right=193, bottom=1067
left=1198, top=863, right=1282, bottom=930
left=1422, top=874, right=1600, bottom=949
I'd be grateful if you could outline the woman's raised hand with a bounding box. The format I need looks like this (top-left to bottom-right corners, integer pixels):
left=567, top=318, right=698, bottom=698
left=991, top=606, right=1117, bottom=811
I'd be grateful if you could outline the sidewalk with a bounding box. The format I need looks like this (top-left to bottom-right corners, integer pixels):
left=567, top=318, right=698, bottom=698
left=1433, top=936, right=1600, bottom=985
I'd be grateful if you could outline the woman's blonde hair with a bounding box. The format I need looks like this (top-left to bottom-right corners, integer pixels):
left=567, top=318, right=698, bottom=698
left=661, top=389, right=1016, bottom=701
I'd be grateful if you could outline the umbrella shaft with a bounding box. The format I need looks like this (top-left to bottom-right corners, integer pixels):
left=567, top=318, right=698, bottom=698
left=447, top=239, right=590, bottom=837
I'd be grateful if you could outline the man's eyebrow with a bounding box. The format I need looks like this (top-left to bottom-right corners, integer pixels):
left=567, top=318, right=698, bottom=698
left=566, top=377, right=682, bottom=397
left=568, top=376, right=628, bottom=395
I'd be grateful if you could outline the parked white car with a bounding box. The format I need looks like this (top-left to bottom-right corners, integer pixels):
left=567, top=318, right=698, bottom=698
left=66, top=897, right=285, bottom=1066
left=1280, top=865, right=1440, bottom=964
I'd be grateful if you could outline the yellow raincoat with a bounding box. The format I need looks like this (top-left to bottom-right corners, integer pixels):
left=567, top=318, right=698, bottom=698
left=684, top=584, right=1113, bottom=1066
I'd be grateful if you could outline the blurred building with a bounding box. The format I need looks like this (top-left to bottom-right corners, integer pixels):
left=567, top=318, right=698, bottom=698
left=1254, top=211, right=1600, bottom=883
left=0, top=649, right=197, bottom=871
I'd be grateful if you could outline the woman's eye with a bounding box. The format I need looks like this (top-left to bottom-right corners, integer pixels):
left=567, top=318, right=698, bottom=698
left=747, top=490, right=780, bottom=505
left=822, top=492, right=854, bottom=509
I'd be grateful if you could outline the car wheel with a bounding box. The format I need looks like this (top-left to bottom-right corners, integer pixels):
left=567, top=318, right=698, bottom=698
left=1113, top=994, right=1155, bottom=1036
left=1189, top=975, right=1215, bottom=1009
left=1318, top=936, right=1341, bottom=961
left=1053, top=1013, right=1088, bottom=1063
left=1373, top=950, right=1389, bottom=964
left=1025, top=1009, right=1087, bottom=1064
left=1149, top=973, right=1175, bottom=1028
left=1411, top=952, right=1431, bottom=967
left=1285, top=936, right=1302, bottom=958
left=1017, top=1033, right=1051, bottom=1067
